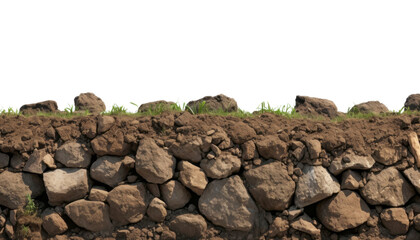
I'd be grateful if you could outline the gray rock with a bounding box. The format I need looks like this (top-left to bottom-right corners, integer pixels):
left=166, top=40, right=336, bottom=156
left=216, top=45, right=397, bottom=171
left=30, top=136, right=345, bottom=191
left=187, top=94, right=238, bottom=113
left=178, top=161, right=208, bottom=195
left=55, top=142, right=91, bottom=168
left=0, top=152, right=9, bottom=168
left=19, top=100, right=58, bottom=115
left=200, top=153, right=241, bottom=179
left=160, top=180, right=191, bottom=210
left=329, top=150, right=375, bottom=175
left=169, top=214, right=207, bottom=239
left=403, top=167, right=420, bottom=193
left=90, top=156, right=130, bottom=187
left=64, top=199, right=113, bottom=232
left=295, top=95, right=338, bottom=118
left=255, top=135, right=287, bottom=160
left=74, top=92, right=106, bottom=114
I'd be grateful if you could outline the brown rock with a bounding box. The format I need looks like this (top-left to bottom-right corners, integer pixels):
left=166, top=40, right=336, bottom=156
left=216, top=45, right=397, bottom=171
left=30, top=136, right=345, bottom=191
left=372, top=146, right=402, bottom=165
left=329, top=150, right=375, bottom=175
left=169, top=140, right=202, bottom=163
left=178, top=161, right=208, bottom=195
left=304, top=139, right=322, bottom=159
left=97, top=115, right=115, bottom=134
left=244, top=161, right=295, bottom=211
left=414, top=214, right=420, bottom=231
left=403, top=167, right=420, bottom=194
left=341, top=170, right=362, bottom=190
left=242, top=140, right=258, bottom=160
left=169, top=214, right=207, bottom=239
left=187, top=94, right=238, bottom=113
left=295, top=95, right=338, bottom=118
left=138, top=100, right=176, bottom=113
left=41, top=208, right=68, bottom=236
left=80, top=117, right=97, bottom=139
left=316, top=190, right=370, bottom=232
left=380, top=208, right=409, bottom=235
left=43, top=154, right=56, bottom=169
left=0, top=152, right=9, bottom=168
left=64, top=199, right=113, bottom=232
left=161, top=230, right=176, bottom=240
left=74, top=92, right=106, bottom=114
left=88, top=186, right=109, bottom=202
left=226, top=122, right=256, bottom=145
left=407, top=132, right=420, bottom=168
left=200, top=152, right=241, bottom=179
left=351, top=101, right=389, bottom=114
left=407, top=228, right=420, bottom=240
left=160, top=180, right=191, bottom=210
left=90, top=156, right=130, bottom=187
left=10, top=153, right=25, bottom=170
left=23, top=149, right=47, bottom=174
left=20, top=100, right=58, bottom=115
left=146, top=197, right=167, bottom=223
left=91, top=130, right=131, bottom=156
left=290, top=213, right=320, bottom=238
left=404, top=93, right=420, bottom=111
left=255, top=135, right=287, bottom=160
left=268, top=217, right=289, bottom=238
left=55, top=142, right=91, bottom=168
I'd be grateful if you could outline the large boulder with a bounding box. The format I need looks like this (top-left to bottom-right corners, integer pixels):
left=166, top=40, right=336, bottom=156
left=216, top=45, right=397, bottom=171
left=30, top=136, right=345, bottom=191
left=55, top=142, right=91, bottom=168
left=64, top=200, right=113, bottom=232
left=74, top=92, right=106, bottom=114
left=361, top=167, right=415, bottom=206
left=0, top=171, right=44, bottom=209
left=106, top=183, right=148, bottom=226
left=404, top=94, right=420, bottom=111
left=169, top=214, right=207, bottom=239
left=255, top=135, right=287, bottom=160
left=19, top=100, right=58, bottom=115
left=316, top=190, right=370, bottom=232
left=328, top=150, right=375, bottom=175
left=380, top=208, right=409, bottom=235
left=178, top=161, right=208, bottom=195
left=350, top=101, right=389, bottom=114
left=295, top=95, right=338, bottom=118
left=198, top=175, right=258, bottom=231
left=244, top=162, right=295, bottom=211
left=135, top=138, right=175, bottom=184
left=295, top=165, right=340, bottom=208
left=187, top=94, right=238, bottom=113
left=200, top=152, right=241, bottom=179
left=90, top=156, right=130, bottom=187
left=160, top=180, right=191, bottom=210
left=43, top=168, right=89, bottom=206
left=138, top=100, right=176, bottom=113
left=91, top=130, right=131, bottom=156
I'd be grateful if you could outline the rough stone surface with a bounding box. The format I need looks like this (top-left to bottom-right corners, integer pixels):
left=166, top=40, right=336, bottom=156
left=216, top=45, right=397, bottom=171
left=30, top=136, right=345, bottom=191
left=20, top=100, right=58, bottom=115
left=23, top=149, right=47, bottom=174
left=268, top=217, right=289, bottom=238
left=242, top=140, right=258, bottom=160
left=146, top=197, right=167, bottom=223
left=198, top=175, right=258, bottom=231
left=226, top=122, right=256, bottom=145
left=0, top=171, right=44, bottom=209
left=64, top=199, right=113, bottom=232
left=169, top=140, right=202, bottom=163
left=160, top=180, right=191, bottom=210
left=244, top=161, right=295, bottom=211
left=403, top=167, right=420, bottom=194
left=90, top=156, right=130, bottom=187
left=91, top=130, right=131, bottom=157
left=290, top=213, right=321, bottom=238
left=55, top=142, right=91, bottom=168
left=178, top=161, right=208, bottom=195
left=187, top=94, right=238, bottom=113
left=380, top=208, right=409, bottom=235
left=0, top=152, right=9, bottom=168
left=340, top=170, right=362, bottom=190
left=404, top=94, right=420, bottom=111
left=135, top=137, right=175, bottom=184
left=41, top=208, right=68, bottom=236
left=107, top=183, right=148, bottom=226
left=295, top=95, right=338, bottom=118
left=169, top=214, right=207, bottom=239
left=74, top=92, right=106, bottom=114
left=372, top=146, right=402, bottom=165
left=43, top=168, right=89, bottom=206
left=255, top=135, right=287, bottom=160
left=200, top=152, right=241, bottom=179
left=414, top=214, right=420, bottom=231
left=304, top=139, right=322, bottom=159
left=295, top=165, right=340, bottom=208
left=138, top=100, right=176, bottom=113
left=351, top=101, right=389, bottom=114
left=97, top=115, right=115, bottom=134
left=88, top=186, right=109, bottom=202
left=329, top=150, right=375, bottom=175
left=316, top=190, right=370, bottom=232
left=361, top=167, right=415, bottom=206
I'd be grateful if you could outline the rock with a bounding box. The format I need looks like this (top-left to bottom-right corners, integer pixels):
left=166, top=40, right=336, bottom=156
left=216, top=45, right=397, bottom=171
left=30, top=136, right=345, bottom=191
left=20, top=100, right=58, bottom=115
left=290, top=213, right=321, bottom=238
left=41, top=208, right=68, bottom=236
left=244, top=161, right=295, bottom=211
left=90, top=156, right=130, bottom=187
left=161, top=230, right=177, bottom=240
left=304, top=139, right=322, bottom=159
left=341, top=170, right=362, bottom=190
left=0, top=171, right=44, bottom=209
left=351, top=101, right=389, bottom=114
left=361, top=167, right=415, bottom=206
left=138, top=100, right=176, bottom=113
left=316, top=190, right=370, bottom=232
left=91, top=130, right=131, bottom=156
left=10, top=153, right=25, bottom=170
left=403, top=168, right=420, bottom=194
left=80, top=117, right=97, bottom=139
left=295, top=95, right=338, bottom=118
left=372, top=146, right=402, bottom=166
left=97, top=115, right=115, bottom=134
left=160, top=180, right=191, bottom=210
left=198, top=175, right=258, bottom=231
left=329, top=150, right=375, bottom=175
left=55, top=142, right=91, bottom=168
left=380, top=208, right=409, bottom=235
left=295, top=165, right=340, bottom=208
left=178, top=161, right=208, bottom=195
left=169, top=214, right=207, bottom=239
left=147, top=183, right=160, bottom=198
left=88, top=186, right=109, bottom=202
left=169, top=140, right=202, bottom=163
left=268, top=217, right=289, bottom=238
left=23, top=149, right=47, bottom=174
left=135, top=138, right=175, bottom=184
left=414, top=214, right=420, bottom=231
left=200, top=152, right=241, bottom=179
left=146, top=197, right=167, bottom=223
left=255, top=135, right=287, bottom=160
left=0, top=152, right=9, bottom=168
left=226, top=122, right=256, bottom=145
left=5, top=221, right=14, bottom=239
left=404, top=93, right=420, bottom=111
left=242, top=140, right=258, bottom=160
left=43, top=168, right=89, bottom=206
left=407, top=132, right=420, bottom=168
left=64, top=199, right=113, bottom=232
left=43, top=154, right=56, bottom=169
left=106, top=183, right=148, bottom=226
left=187, top=94, right=238, bottom=113
left=407, top=228, right=420, bottom=240
left=74, top=92, right=106, bottom=114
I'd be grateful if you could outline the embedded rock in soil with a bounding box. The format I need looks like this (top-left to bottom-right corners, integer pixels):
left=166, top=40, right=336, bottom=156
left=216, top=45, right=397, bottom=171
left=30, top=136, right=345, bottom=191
left=55, top=142, right=91, bottom=168
left=0, top=152, right=9, bottom=168
left=90, top=156, right=130, bottom=187
left=290, top=213, right=321, bottom=239
left=187, top=94, right=238, bottom=113
left=351, top=101, right=389, bottom=114
left=329, top=150, right=375, bottom=175
left=19, top=100, right=58, bottom=115
left=361, top=167, right=415, bottom=206
left=304, top=139, right=322, bottom=160
left=138, top=100, right=176, bottom=113
left=242, top=140, right=258, bottom=160
left=41, top=208, right=68, bottom=236
left=169, top=139, right=202, bottom=163
left=91, top=130, right=130, bottom=156
left=295, top=95, right=338, bottom=118
left=97, top=115, right=115, bottom=134
left=316, top=190, right=370, bottom=232
left=226, top=121, right=256, bottom=145
left=88, top=186, right=109, bottom=202
left=23, top=149, right=47, bottom=174
left=178, top=161, right=208, bottom=195
left=403, top=167, right=420, bottom=194
left=43, top=168, right=89, bottom=206
left=372, top=146, right=402, bottom=166
left=135, top=137, right=175, bottom=184
left=200, top=152, right=241, bottom=179
left=160, top=180, right=191, bottom=210
left=64, top=199, right=113, bottom=232
left=268, top=217, right=289, bottom=238
left=295, top=165, right=340, bottom=208
left=74, top=92, right=106, bottom=114
left=106, top=183, right=148, bottom=226
left=404, top=93, right=420, bottom=111
left=244, top=161, right=295, bottom=211
left=0, top=171, right=44, bottom=209
left=380, top=208, right=409, bottom=235
left=146, top=197, right=167, bottom=223
left=169, top=213, right=207, bottom=239
left=255, top=135, right=287, bottom=160
left=198, top=175, right=258, bottom=231
left=340, top=170, right=362, bottom=190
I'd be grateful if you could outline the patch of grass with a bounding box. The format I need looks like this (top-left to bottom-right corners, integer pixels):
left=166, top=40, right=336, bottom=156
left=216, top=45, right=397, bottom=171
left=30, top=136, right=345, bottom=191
left=0, top=107, right=20, bottom=116
left=15, top=194, right=41, bottom=239
left=256, top=102, right=301, bottom=118
left=103, top=104, right=129, bottom=115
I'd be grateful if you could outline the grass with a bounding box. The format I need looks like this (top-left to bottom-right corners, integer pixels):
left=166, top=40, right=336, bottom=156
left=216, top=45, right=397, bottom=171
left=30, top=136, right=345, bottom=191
left=15, top=194, right=41, bottom=239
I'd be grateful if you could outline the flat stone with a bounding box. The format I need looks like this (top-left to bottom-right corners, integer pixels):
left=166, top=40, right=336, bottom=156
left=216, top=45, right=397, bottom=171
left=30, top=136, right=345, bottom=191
left=290, top=213, right=321, bottom=238
left=329, top=150, right=375, bottom=175
left=41, top=208, right=68, bottom=236
left=169, top=214, right=207, bottom=239
left=160, top=180, right=191, bottom=210
left=255, top=135, right=287, bottom=160
left=90, top=156, right=130, bottom=187
left=178, top=161, right=208, bottom=195
left=403, top=167, right=420, bottom=194
left=55, top=142, right=91, bottom=168
left=88, top=186, right=109, bottom=202
left=200, top=152, right=241, bottom=179
left=64, top=199, right=113, bottom=232
left=380, top=208, right=409, bottom=235
left=146, top=197, right=167, bottom=223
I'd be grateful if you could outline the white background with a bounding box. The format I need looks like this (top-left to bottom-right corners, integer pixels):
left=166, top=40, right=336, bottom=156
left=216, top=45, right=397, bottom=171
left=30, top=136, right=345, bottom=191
left=1, top=1, right=419, bottom=113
